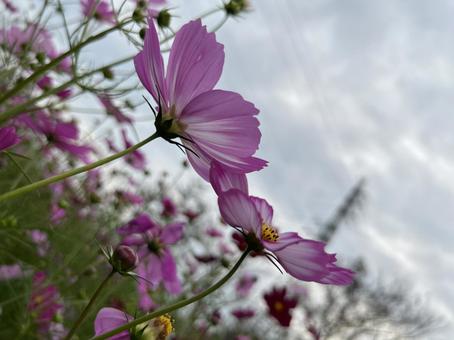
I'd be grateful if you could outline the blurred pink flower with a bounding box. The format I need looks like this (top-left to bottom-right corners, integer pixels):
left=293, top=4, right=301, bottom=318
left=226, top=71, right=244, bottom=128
left=56, top=88, right=73, bottom=100
left=211, top=162, right=354, bottom=285
left=37, top=75, right=53, bottom=90
left=0, top=264, right=23, bottom=281
left=98, top=94, right=132, bottom=124
left=27, top=230, right=49, bottom=257
left=235, top=273, right=257, bottom=298
left=22, top=112, right=92, bottom=162
left=134, top=18, right=267, bottom=181
left=28, top=272, right=63, bottom=336
left=206, top=227, right=223, bottom=238
left=231, top=308, right=255, bottom=320
left=0, top=126, right=20, bottom=151
left=1, top=0, right=17, bottom=12
left=118, top=214, right=185, bottom=310
left=81, top=0, right=115, bottom=24
left=116, top=190, right=144, bottom=205
left=264, top=287, right=297, bottom=327
left=50, top=203, right=66, bottom=224
left=161, top=196, right=177, bottom=217
left=121, top=130, right=146, bottom=170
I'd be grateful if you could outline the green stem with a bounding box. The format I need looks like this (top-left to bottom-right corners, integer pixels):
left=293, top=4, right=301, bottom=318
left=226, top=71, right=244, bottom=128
left=0, top=132, right=159, bottom=202
left=91, top=249, right=250, bottom=340
left=0, top=55, right=135, bottom=124
left=65, top=270, right=115, bottom=340
left=0, top=20, right=132, bottom=106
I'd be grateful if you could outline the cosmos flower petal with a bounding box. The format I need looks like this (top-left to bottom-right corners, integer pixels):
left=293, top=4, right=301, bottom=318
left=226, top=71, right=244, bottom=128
left=134, top=17, right=168, bottom=108
left=166, top=19, right=224, bottom=115
left=249, top=196, right=273, bottom=224
left=263, top=232, right=300, bottom=252
left=209, top=161, right=248, bottom=196
left=147, top=254, right=163, bottom=286
left=161, top=249, right=182, bottom=294
left=274, top=239, right=337, bottom=283
left=94, top=307, right=133, bottom=339
left=319, top=264, right=355, bottom=285
left=121, top=233, right=146, bottom=246
left=0, top=127, right=20, bottom=151
left=218, top=189, right=261, bottom=235
left=160, top=222, right=185, bottom=245
left=180, top=90, right=267, bottom=179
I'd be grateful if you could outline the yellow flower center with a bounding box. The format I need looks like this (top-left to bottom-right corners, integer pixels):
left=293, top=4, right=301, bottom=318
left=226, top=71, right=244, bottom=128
left=274, top=301, right=284, bottom=312
left=261, top=223, right=279, bottom=242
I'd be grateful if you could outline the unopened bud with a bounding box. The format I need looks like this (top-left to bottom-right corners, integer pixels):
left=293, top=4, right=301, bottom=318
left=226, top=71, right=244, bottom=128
left=111, top=245, right=138, bottom=273
left=224, top=0, right=249, bottom=16
left=157, top=9, right=172, bottom=28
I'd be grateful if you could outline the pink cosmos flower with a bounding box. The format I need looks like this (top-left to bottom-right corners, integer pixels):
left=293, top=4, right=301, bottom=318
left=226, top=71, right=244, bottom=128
left=210, top=162, right=354, bottom=285
left=81, top=0, right=115, bottom=24
left=98, top=94, right=133, bottom=124
left=235, top=273, right=257, bottom=298
left=27, top=230, right=49, bottom=257
left=0, top=126, right=20, bottom=151
left=37, top=75, right=53, bottom=90
left=0, top=25, right=71, bottom=72
left=206, top=226, right=223, bottom=238
left=94, top=307, right=133, bottom=339
left=56, top=88, right=73, bottom=100
left=20, top=112, right=92, bottom=162
left=134, top=18, right=267, bottom=181
left=28, top=272, right=63, bottom=336
left=118, top=214, right=185, bottom=310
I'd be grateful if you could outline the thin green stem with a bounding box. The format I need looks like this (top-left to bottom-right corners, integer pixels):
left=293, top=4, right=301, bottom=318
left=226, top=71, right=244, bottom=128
left=0, top=132, right=159, bottom=203
left=0, top=55, right=135, bottom=124
left=65, top=270, right=115, bottom=340
left=91, top=249, right=250, bottom=340
left=0, top=20, right=132, bottom=106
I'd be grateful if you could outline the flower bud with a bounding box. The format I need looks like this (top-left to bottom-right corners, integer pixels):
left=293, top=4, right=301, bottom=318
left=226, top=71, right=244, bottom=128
left=224, top=0, right=249, bottom=16
left=157, top=9, right=172, bottom=28
left=111, top=245, right=138, bottom=273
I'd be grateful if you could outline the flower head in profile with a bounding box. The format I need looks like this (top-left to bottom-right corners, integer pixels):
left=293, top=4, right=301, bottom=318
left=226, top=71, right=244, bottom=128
left=235, top=273, right=257, bottom=298
left=264, top=287, right=298, bottom=327
left=210, top=162, right=355, bottom=285
left=81, top=0, right=115, bottom=24
left=134, top=18, right=267, bottom=181
left=94, top=307, right=173, bottom=339
left=118, top=214, right=184, bottom=310
left=0, top=126, right=20, bottom=151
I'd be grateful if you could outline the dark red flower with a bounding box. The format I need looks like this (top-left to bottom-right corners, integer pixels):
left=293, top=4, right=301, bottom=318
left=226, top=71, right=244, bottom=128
left=263, top=287, right=298, bottom=327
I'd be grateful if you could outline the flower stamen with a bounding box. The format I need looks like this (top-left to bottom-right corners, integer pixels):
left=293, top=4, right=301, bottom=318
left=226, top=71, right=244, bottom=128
left=261, top=223, right=279, bottom=242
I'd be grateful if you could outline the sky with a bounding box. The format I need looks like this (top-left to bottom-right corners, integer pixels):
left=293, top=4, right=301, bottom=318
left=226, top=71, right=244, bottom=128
left=168, top=1, right=454, bottom=337
left=47, top=0, right=454, bottom=337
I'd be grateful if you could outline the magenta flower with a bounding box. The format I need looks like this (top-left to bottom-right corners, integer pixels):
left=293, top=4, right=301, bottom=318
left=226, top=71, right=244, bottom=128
left=0, top=126, right=20, bottom=151
left=121, top=130, right=146, bottom=170
left=161, top=196, right=177, bottom=217
left=118, top=214, right=185, bottom=309
left=98, top=94, right=133, bottom=124
left=264, top=287, right=298, bottom=327
left=235, top=273, right=257, bottom=298
left=134, top=18, right=267, bottom=181
left=115, top=190, right=144, bottom=205
left=210, top=162, right=354, bottom=285
left=21, top=112, right=92, bottom=162
left=28, top=272, right=63, bottom=336
left=94, top=307, right=133, bottom=339
left=37, top=75, right=53, bottom=90
left=56, top=88, right=73, bottom=100
left=81, top=0, right=115, bottom=24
